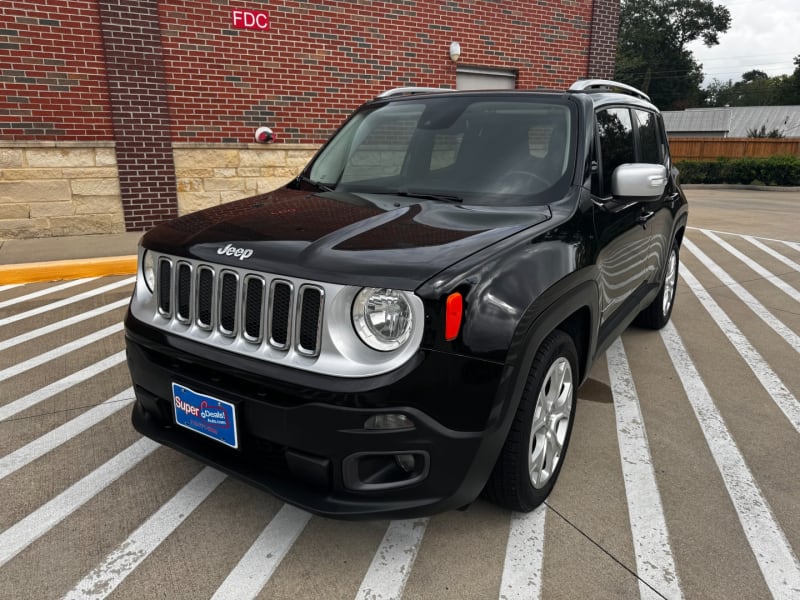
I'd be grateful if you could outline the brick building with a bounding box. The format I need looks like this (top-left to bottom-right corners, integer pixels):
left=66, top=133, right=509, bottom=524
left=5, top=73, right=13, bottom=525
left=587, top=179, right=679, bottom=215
left=0, top=0, right=620, bottom=239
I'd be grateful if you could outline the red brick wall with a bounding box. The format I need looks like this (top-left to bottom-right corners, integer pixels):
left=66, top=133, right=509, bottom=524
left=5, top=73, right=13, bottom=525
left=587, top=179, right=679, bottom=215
left=98, top=0, right=178, bottom=230
left=0, top=0, right=113, bottom=140
left=159, top=0, right=594, bottom=144
left=588, top=0, right=619, bottom=79
left=1, top=0, right=615, bottom=232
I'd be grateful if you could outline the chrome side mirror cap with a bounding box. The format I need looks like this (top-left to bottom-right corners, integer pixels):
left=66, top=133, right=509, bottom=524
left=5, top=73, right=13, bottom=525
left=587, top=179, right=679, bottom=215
left=611, top=163, right=667, bottom=200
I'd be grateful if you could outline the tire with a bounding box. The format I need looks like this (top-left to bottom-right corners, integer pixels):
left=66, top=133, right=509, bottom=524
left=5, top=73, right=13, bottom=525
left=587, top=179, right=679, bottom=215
left=634, top=240, right=679, bottom=330
left=484, top=330, right=578, bottom=512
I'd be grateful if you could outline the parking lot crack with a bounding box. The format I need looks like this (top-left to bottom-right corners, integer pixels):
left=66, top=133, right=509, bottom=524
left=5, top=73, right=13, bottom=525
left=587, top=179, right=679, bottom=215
left=544, top=500, right=670, bottom=600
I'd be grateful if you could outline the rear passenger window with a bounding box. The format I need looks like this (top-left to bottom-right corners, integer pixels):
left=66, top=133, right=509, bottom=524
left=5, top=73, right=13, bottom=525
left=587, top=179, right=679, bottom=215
left=596, top=108, right=634, bottom=197
left=634, top=110, right=661, bottom=164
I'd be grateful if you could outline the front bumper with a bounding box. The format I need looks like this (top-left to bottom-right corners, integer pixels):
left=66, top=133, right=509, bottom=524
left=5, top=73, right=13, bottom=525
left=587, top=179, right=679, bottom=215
left=125, top=313, right=508, bottom=519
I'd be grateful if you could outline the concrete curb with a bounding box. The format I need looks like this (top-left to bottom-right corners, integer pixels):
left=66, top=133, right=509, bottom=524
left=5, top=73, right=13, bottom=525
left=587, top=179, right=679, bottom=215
left=682, top=184, right=800, bottom=192
left=0, top=255, right=137, bottom=285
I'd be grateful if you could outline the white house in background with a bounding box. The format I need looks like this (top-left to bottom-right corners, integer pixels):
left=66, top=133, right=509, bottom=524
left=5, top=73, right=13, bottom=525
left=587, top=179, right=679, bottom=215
left=662, top=106, right=800, bottom=138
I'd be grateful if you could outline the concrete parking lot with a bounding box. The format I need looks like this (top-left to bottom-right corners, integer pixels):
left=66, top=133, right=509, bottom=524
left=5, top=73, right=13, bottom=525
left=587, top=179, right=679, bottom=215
left=0, top=188, right=798, bottom=599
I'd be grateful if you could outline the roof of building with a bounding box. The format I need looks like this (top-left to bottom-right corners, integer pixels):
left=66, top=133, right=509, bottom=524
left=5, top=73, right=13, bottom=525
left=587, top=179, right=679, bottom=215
left=662, top=105, right=800, bottom=138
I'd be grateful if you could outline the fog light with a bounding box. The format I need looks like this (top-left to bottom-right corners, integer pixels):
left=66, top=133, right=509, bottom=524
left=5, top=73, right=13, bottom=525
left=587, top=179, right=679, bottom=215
left=395, top=453, right=416, bottom=473
left=364, top=414, right=414, bottom=430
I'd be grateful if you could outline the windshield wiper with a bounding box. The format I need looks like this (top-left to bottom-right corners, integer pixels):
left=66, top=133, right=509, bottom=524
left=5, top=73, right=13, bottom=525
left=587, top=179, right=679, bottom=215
left=394, top=191, right=463, bottom=203
left=296, top=174, right=334, bottom=192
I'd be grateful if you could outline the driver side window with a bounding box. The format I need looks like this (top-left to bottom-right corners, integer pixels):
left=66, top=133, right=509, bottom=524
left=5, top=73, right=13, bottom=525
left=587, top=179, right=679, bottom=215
left=596, top=108, right=634, bottom=197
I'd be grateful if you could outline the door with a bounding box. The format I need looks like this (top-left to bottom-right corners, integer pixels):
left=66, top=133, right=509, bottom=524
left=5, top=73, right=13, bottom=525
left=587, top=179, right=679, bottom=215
left=592, top=107, right=654, bottom=325
left=633, top=108, right=675, bottom=276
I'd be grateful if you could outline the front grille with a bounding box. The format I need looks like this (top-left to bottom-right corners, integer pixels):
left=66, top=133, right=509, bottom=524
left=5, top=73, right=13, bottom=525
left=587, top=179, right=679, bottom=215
left=154, top=256, right=324, bottom=357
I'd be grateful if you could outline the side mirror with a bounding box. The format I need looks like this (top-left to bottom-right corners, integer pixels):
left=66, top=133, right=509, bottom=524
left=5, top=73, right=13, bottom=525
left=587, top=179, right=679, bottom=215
left=611, top=163, right=667, bottom=200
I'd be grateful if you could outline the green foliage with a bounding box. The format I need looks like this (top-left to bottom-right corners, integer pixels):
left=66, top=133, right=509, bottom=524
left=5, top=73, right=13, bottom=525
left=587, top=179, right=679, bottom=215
left=616, top=0, right=731, bottom=109
left=705, top=55, right=800, bottom=107
left=746, top=125, right=786, bottom=139
left=676, top=155, right=800, bottom=186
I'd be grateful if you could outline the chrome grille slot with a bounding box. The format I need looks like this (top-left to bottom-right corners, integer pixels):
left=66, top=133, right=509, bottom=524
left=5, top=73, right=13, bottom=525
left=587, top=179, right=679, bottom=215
left=296, top=285, right=324, bottom=356
left=196, top=266, right=214, bottom=330
left=176, top=262, right=192, bottom=323
left=157, top=258, right=172, bottom=317
left=218, top=271, right=239, bottom=336
left=269, top=281, right=292, bottom=350
left=243, top=276, right=265, bottom=343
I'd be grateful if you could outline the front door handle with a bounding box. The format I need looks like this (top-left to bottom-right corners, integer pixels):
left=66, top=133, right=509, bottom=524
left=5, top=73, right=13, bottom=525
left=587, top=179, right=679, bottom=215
left=637, top=210, right=655, bottom=229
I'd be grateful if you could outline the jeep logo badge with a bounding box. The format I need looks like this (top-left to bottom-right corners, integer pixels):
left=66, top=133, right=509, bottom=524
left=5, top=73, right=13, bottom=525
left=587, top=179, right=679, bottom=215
left=217, top=243, right=254, bottom=260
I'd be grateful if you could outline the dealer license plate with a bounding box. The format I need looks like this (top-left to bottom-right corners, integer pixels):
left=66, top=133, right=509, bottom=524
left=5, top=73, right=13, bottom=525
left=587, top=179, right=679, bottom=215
left=172, top=383, right=239, bottom=449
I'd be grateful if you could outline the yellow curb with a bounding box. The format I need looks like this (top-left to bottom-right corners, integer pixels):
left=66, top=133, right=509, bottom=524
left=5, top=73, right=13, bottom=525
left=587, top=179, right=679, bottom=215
left=0, top=255, right=137, bottom=284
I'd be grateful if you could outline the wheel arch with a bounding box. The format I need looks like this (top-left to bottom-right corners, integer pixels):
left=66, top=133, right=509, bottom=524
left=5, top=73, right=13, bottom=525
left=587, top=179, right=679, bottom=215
left=486, top=277, right=599, bottom=440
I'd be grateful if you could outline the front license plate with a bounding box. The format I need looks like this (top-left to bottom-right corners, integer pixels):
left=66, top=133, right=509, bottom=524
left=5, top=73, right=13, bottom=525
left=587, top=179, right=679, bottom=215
left=172, top=383, right=239, bottom=449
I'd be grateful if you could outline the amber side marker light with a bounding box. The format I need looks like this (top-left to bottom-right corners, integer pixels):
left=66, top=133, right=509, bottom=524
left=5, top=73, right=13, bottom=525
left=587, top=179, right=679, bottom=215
left=445, top=292, right=463, bottom=341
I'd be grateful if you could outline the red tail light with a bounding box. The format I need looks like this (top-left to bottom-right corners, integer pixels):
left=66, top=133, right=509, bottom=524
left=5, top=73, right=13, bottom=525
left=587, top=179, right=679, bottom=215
left=445, top=292, right=463, bottom=341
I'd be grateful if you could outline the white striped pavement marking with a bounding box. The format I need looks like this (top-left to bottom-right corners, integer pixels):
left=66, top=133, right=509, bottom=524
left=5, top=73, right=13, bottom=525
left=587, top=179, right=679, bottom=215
left=62, top=467, right=227, bottom=600
left=607, top=339, right=683, bottom=600
left=355, top=518, right=429, bottom=600
left=683, top=239, right=800, bottom=354
left=0, top=284, right=23, bottom=293
left=0, top=351, right=126, bottom=422
left=0, top=437, right=158, bottom=570
left=660, top=321, right=800, bottom=597
left=701, top=230, right=800, bottom=304
left=0, top=297, right=128, bottom=353
left=0, top=389, right=134, bottom=481
left=0, top=322, right=123, bottom=382
left=686, top=227, right=799, bottom=247
left=681, top=265, right=800, bottom=434
left=499, top=506, right=546, bottom=600
left=211, top=504, right=312, bottom=600
left=742, top=235, right=800, bottom=273
left=0, top=276, right=133, bottom=328
left=0, top=277, right=97, bottom=310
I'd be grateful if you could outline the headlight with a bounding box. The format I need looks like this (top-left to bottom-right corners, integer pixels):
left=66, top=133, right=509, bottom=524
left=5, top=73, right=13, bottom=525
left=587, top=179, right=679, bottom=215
left=142, top=250, right=155, bottom=293
left=352, top=288, right=414, bottom=351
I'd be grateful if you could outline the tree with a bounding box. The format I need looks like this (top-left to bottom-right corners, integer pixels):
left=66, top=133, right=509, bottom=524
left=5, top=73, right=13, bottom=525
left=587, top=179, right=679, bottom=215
left=778, top=55, right=800, bottom=104
left=704, top=58, right=800, bottom=107
left=616, top=0, right=731, bottom=109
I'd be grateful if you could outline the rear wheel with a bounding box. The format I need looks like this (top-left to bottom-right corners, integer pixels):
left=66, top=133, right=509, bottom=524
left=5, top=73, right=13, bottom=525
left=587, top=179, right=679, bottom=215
left=484, top=330, right=578, bottom=512
left=635, top=241, right=679, bottom=329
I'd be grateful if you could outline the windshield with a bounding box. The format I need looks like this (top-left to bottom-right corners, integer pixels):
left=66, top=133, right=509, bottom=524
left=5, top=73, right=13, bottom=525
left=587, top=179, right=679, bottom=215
left=308, top=95, right=576, bottom=205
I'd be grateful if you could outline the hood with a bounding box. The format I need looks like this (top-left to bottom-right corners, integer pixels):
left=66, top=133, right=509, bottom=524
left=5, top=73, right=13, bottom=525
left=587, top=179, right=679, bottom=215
left=142, top=187, right=551, bottom=289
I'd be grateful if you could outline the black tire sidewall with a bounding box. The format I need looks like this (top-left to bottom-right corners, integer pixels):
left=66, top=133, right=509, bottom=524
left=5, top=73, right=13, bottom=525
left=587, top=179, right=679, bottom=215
left=510, top=330, right=579, bottom=511
left=634, top=240, right=680, bottom=330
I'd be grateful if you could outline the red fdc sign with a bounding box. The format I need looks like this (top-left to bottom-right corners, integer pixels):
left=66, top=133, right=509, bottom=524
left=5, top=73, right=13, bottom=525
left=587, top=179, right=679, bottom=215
left=231, top=9, right=270, bottom=31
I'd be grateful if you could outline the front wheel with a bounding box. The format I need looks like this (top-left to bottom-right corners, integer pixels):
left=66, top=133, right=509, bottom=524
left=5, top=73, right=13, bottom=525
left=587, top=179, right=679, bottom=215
left=635, top=241, right=679, bottom=330
left=484, top=330, right=578, bottom=512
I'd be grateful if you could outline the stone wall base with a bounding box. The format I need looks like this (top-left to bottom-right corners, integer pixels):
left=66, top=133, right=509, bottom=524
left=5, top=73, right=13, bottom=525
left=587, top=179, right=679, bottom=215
left=0, top=142, right=319, bottom=240
left=0, top=142, right=124, bottom=240
left=173, top=143, right=318, bottom=215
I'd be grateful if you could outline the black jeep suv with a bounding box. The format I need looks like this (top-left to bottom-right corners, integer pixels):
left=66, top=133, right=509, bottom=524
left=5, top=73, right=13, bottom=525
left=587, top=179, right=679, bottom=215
left=125, top=79, right=687, bottom=518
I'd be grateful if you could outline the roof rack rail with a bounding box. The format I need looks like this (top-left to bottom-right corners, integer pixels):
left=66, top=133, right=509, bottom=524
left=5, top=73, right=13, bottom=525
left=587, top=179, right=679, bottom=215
left=568, top=79, right=651, bottom=102
left=376, top=87, right=451, bottom=99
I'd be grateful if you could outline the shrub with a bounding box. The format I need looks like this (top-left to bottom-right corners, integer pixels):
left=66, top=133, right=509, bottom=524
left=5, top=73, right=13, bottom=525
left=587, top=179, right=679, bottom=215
left=675, top=155, right=800, bottom=186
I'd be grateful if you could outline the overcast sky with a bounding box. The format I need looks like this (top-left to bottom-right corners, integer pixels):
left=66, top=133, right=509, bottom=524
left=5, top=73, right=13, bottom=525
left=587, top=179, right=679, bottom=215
left=686, top=0, right=799, bottom=85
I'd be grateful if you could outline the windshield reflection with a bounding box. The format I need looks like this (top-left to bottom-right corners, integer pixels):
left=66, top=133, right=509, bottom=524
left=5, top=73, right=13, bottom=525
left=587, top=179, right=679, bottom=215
left=308, top=96, right=576, bottom=205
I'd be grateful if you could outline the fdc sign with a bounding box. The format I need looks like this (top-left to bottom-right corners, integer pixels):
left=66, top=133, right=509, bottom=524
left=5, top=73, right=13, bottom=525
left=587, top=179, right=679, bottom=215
left=231, top=9, right=270, bottom=31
